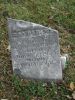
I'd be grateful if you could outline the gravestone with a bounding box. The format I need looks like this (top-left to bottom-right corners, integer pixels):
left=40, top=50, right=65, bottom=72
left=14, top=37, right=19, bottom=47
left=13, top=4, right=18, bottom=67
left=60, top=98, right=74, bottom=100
left=7, top=18, right=62, bottom=81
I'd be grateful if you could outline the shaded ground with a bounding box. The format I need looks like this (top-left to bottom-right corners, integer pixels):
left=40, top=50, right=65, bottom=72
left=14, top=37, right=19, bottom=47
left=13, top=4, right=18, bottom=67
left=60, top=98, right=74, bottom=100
left=0, top=0, right=75, bottom=99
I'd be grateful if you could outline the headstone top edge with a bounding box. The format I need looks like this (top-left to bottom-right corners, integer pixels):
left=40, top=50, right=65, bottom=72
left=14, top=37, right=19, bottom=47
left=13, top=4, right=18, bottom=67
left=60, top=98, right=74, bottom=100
left=7, top=18, right=58, bottom=34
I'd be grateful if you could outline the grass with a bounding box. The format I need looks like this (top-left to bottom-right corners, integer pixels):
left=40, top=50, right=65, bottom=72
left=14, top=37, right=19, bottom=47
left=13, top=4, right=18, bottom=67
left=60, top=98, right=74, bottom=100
left=0, top=0, right=75, bottom=99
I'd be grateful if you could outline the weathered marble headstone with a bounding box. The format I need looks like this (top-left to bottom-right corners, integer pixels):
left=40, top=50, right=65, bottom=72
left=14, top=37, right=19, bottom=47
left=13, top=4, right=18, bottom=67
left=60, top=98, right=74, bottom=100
left=7, top=18, right=62, bottom=81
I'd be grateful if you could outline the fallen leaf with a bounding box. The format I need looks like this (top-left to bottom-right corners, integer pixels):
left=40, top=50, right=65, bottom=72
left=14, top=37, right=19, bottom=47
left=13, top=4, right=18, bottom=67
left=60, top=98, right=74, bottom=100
left=66, top=95, right=72, bottom=99
left=70, top=82, right=75, bottom=91
left=1, top=99, right=8, bottom=100
left=72, top=91, right=75, bottom=99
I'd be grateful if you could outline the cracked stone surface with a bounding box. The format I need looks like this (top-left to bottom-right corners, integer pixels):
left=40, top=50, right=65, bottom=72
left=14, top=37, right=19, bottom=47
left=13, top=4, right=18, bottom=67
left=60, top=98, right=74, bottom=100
left=7, top=18, right=62, bottom=81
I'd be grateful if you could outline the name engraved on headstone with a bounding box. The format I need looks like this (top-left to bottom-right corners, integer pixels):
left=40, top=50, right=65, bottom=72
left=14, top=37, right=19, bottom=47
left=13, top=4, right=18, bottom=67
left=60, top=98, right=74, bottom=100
left=8, top=18, right=62, bottom=81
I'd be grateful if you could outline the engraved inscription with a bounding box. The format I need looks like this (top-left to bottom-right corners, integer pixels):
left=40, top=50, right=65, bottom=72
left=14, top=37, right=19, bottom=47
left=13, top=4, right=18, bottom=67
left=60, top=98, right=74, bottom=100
left=11, top=29, right=53, bottom=69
